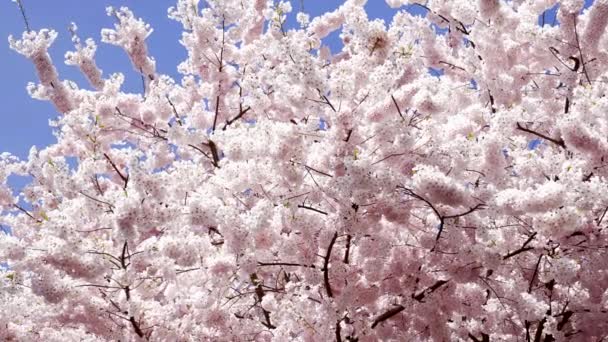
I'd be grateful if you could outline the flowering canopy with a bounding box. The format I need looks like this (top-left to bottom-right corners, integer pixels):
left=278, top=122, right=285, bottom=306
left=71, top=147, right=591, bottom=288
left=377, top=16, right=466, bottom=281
left=2, top=0, right=608, bottom=340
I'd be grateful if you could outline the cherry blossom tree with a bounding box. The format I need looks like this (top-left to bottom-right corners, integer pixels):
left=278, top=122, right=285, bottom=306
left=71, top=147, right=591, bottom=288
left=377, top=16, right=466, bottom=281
left=2, top=0, right=608, bottom=340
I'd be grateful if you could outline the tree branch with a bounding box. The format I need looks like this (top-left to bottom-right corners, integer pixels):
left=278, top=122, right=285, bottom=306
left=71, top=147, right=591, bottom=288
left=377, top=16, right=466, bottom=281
left=323, top=232, right=338, bottom=298
left=371, top=305, right=405, bottom=329
left=297, top=204, right=328, bottom=216
left=528, top=254, right=543, bottom=293
left=343, top=234, right=352, bottom=264
left=391, top=95, right=405, bottom=121
left=516, top=122, right=566, bottom=149
left=413, top=279, right=450, bottom=302
left=503, top=232, right=537, bottom=260
left=103, top=153, right=129, bottom=189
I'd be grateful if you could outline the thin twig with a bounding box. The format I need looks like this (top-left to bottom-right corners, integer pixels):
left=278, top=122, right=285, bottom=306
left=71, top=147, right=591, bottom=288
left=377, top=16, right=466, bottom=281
left=166, top=95, right=183, bottom=126
left=297, top=204, right=328, bottom=216
left=391, top=95, right=405, bottom=121
left=13, top=0, right=31, bottom=32
left=503, top=232, right=537, bottom=260
left=572, top=15, right=592, bottom=85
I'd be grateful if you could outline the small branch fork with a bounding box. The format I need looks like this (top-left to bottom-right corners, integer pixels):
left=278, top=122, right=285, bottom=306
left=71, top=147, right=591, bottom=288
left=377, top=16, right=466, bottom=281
left=103, top=153, right=129, bottom=189
left=397, top=186, right=485, bottom=241
left=503, top=232, right=537, bottom=260
left=297, top=204, right=328, bottom=216
left=223, top=84, right=251, bottom=130
left=250, top=273, right=277, bottom=330
left=82, top=241, right=148, bottom=339
left=391, top=95, right=422, bottom=128
left=188, top=140, right=221, bottom=168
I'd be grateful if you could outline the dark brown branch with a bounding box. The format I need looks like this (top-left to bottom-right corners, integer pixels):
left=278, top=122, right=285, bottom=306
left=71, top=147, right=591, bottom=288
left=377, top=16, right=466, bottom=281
left=93, top=175, right=104, bottom=196
left=443, top=204, right=486, bottom=220
left=323, top=232, right=338, bottom=298
left=12, top=204, right=42, bottom=223
left=218, top=18, right=225, bottom=72
left=488, top=90, right=496, bottom=113
left=304, top=164, right=333, bottom=178
left=204, top=140, right=221, bottom=168
left=190, top=141, right=221, bottom=168
left=103, top=153, right=129, bottom=189
left=188, top=144, right=212, bottom=160
left=344, top=129, right=353, bottom=142
left=166, top=95, right=183, bottom=126
left=439, top=61, right=466, bottom=71
left=503, top=232, right=537, bottom=260
left=335, top=319, right=342, bottom=342
left=399, top=186, right=484, bottom=241
left=79, top=191, right=114, bottom=212
left=371, top=305, right=405, bottom=329
left=129, top=316, right=144, bottom=338
left=212, top=95, right=221, bottom=132
left=398, top=187, right=443, bottom=225
left=548, top=47, right=578, bottom=72
left=572, top=15, right=592, bottom=85
left=391, top=95, right=405, bottom=121
left=372, top=152, right=408, bottom=166
left=556, top=310, right=573, bottom=331
left=297, top=204, right=328, bottom=216
left=413, top=279, right=450, bottom=302
left=516, top=123, right=566, bottom=149
left=533, top=317, right=547, bottom=342
left=314, top=88, right=337, bottom=112
left=250, top=273, right=277, bottom=330
left=528, top=254, right=543, bottom=293
left=343, top=234, right=352, bottom=264
left=120, top=241, right=128, bottom=269
left=321, top=94, right=337, bottom=112
left=596, top=206, right=608, bottom=226
left=222, top=106, right=250, bottom=130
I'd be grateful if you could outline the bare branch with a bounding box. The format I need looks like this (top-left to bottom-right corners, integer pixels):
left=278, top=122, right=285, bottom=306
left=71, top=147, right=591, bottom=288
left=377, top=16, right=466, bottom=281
left=413, top=279, right=450, bottom=302
left=297, top=204, right=328, bottom=216
left=503, top=232, right=537, bottom=260
left=516, top=122, right=566, bottom=149
left=391, top=95, right=405, bottom=121
left=528, top=254, right=543, bottom=293
left=371, top=305, right=405, bottom=329
left=103, top=153, right=129, bottom=189
left=323, top=232, right=338, bottom=298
